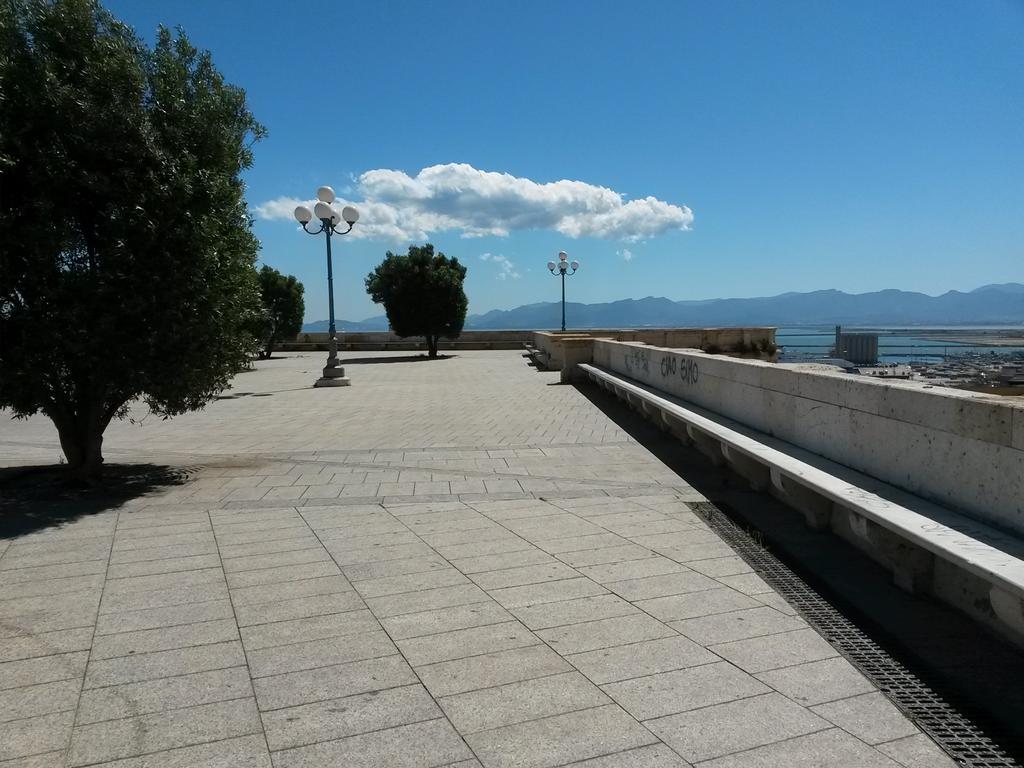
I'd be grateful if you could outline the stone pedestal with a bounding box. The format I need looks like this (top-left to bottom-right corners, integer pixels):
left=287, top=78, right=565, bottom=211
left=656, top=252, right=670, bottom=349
left=315, top=367, right=350, bottom=387
left=315, top=337, right=351, bottom=387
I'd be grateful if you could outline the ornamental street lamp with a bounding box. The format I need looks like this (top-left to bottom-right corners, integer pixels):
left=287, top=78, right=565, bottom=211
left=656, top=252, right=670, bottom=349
left=293, top=187, right=359, bottom=387
left=547, top=250, right=580, bottom=332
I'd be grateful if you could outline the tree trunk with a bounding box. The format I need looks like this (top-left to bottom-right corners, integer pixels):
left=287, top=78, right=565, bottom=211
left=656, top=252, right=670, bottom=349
left=55, top=421, right=104, bottom=483
left=263, top=336, right=275, bottom=360
left=427, top=335, right=438, bottom=358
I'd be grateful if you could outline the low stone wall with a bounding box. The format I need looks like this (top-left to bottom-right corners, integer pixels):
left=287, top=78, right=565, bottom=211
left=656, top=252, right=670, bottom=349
left=592, top=339, right=1024, bottom=535
left=532, top=327, right=777, bottom=369
left=281, top=330, right=533, bottom=352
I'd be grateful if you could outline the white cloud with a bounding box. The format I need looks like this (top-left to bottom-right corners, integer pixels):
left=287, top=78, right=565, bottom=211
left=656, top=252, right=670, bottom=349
left=479, top=252, right=520, bottom=280
left=254, top=163, right=693, bottom=243
left=619, top=248, right=634, bottom=262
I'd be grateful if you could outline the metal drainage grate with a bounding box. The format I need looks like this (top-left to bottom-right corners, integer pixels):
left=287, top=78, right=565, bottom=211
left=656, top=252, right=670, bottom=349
left=689, top=500, right=1021, bottom=768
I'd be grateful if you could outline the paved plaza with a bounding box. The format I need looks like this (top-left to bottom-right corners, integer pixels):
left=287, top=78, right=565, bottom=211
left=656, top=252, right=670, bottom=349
left=0, top=351, right=954, bottom=767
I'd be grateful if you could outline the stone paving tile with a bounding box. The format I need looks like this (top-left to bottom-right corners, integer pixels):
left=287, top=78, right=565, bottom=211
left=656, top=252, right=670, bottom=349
left=87, top=618, right=235, bottom=663
left=395, top=620, right=540, bottom=666
left=646, top=692, right=829, bottom=764
left=261, top=683, right=440, bottom=751
left=0, top=651, right=89, bottom=690
left=636, top=588, right=763, bottom=622
left=246, top=629, right=396, bottom=678
left=102, top=567, right=223, bottom=595
left=876, top=733, right=959, bottom=768
left=510, top=594, right=637, bottom=631
left=239, top=609, right=381, bottom=651
left=0, top=710, right=75, bottom=762
left=220, top=548, right=333, bottom=574
left=351, top=568, right=471, bottom=598
left=449, top=548, right=556, bottom=574
left=604, top=571, right=721, bottom=601
left=0, top=559, right=107, bottom=585
left=233, top=591, right=364, bottom=628
left=576, top=554, right=684, bottom=582
left=416, top=645, right=573, bottom=697
left=810, top=691, right=920, bottom=745
left=1, top=573, right=106, bottom=600
left=0, top=627, right=94, bottom=664
left=0, top=590, right=101, bottom=620
left=252, top=654, right=416, bottom=711
left=438, top=671, right=609, bottom=734
left=99, top=583, right=229, bottom=614
left=435, top=538, right=534, bottom=560
left=685, top=556, right=753, bottom=578
left=601, top=661, right=770, bottom=720
left=67, top=698, right=262, bottom=766
left=365, top=583, right=491, bottom=618
left=382, top=601, right=514, bottom=640
left=669, top=606, right=807, bottom=646
left=538, top=614, right=675, bottom=655
left=77, top=666, right=253, bottom=724
left=327, top=542, right=436, bottom=565
left=105, top=553, right=222, bottom=579
left=225, top=560, right=341, bottom=589
left=470, top=562, right=582, bottom=590
left=715, top=572, right=774, bottom=596
left=94, top=599, right=235, bottom=635
left=84, top=640, right=245, bottom=688
left=569, top=638, right=720, bottom=684
left=488, top=577, right=608, bottom=608
left=754, top=657, right=876, bottom=706
left=271, top=717, right=473, bottom=768
left=465, top=703, right=658, bottom=768
left=0, top=678, right=79, bottom=723
left=696, top=727, right=903, bottom=767
left=228, top=575, right=352, bottom=606
left=710, top=628, right=839, bottom=674
left=558, top=743, right=690, bottom=767
left=215, top=535, right=322, bottom=559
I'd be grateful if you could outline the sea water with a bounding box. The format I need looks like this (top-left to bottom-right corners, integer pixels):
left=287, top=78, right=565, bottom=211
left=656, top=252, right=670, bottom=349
left=776, top=326, right=1024, bottom=364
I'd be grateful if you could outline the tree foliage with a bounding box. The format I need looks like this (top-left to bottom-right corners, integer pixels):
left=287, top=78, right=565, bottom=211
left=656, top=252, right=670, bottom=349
left=365, top=244, right=468, bottom=358
left=0, top=0, right=265, bottom=480
left=253, top=265, right=304, bottom=359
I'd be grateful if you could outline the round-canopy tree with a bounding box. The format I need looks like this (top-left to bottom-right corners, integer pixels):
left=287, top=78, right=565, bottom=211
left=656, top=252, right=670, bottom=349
left=0, top=0, right=265, bottom=481
left=254, top=265, right=305, bottom=360
left=365, top=244, right=469, bottom=358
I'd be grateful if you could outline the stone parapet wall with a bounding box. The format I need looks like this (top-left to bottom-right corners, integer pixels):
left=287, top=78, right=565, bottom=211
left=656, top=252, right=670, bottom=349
left=592, top=339, right=1024, bottom=535
left=532, top=327, right=776, bottom=369
left=281, top=330, right=534, bottom=351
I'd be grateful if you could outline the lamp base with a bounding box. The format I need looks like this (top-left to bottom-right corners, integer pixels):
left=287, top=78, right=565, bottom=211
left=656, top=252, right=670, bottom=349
left=314, top=364, right=350, bottom=387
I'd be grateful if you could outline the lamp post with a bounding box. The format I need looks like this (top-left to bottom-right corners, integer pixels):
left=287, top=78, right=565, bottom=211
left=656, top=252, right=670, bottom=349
left=293, top=187, right=359, bottom=387
left=547, top=250, right=580, bottom=332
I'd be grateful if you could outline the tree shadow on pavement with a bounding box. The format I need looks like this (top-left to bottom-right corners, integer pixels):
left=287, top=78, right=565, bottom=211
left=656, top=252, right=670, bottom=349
left=0, top=464, right=194, bottom=539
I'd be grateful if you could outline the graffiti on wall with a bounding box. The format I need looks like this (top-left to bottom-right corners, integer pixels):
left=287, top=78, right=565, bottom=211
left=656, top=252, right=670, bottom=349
left=660, top=353, right=699, bottom=386
left=624, top=348, right=650, bottom=375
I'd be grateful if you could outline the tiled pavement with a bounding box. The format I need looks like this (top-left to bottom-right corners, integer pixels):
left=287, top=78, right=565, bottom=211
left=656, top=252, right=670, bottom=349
left=0, top=352, right=955, bottom=767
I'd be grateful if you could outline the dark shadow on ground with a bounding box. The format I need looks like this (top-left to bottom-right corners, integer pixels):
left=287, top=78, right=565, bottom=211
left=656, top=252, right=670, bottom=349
left=0, top=464, right=194, bottom=539
left=340, top=354, right=457, bottom=365
left=574, top=380, right=1024, bottom=762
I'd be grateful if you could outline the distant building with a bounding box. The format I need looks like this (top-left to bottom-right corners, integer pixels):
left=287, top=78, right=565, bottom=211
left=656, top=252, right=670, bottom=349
left=998, top=364, right=1024, bottom=386
left=833, top=325, right=879, bottom=365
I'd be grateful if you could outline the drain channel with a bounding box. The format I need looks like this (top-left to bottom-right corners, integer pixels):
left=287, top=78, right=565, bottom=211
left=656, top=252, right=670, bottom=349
left=689, top=500, right=1021, bottom=768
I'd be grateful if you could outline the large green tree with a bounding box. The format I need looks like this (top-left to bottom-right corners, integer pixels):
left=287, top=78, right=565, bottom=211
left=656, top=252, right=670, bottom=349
left=365, top=244, right=468, bottom=358
left=0, top=0, right=265, bottom=481
left=254, top=265, right=305, bottom=359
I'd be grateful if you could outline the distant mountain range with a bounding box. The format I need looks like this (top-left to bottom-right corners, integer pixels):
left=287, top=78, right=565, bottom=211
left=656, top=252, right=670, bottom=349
left=303, top=283, right=1024, bottom=332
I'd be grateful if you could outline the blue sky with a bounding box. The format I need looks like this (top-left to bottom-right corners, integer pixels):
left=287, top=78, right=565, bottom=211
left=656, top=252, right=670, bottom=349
left=108, top=1, right=1023, bottom=323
